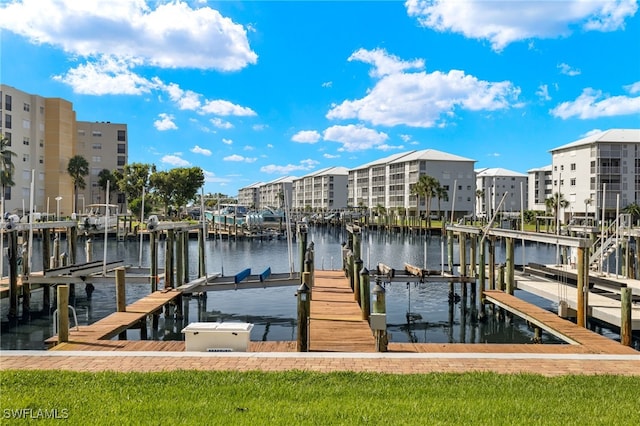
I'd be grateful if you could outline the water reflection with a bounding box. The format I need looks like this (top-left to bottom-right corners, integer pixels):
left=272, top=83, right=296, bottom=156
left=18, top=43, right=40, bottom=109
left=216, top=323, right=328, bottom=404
left=1, top=227, right=635, bottom=349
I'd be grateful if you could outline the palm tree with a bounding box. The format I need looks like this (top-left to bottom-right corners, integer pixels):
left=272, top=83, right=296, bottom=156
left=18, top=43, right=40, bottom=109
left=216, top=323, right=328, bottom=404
left=545, top=192, right=569, bottom=233
left=67, top=155, right=89, bottom=214
left=0, top=134, right=16, bottom=211
left=414, top=175, right=439, bottom=227
left=436, top=184, right=449, bottom=219
left=623, top=202, right=640, bottom=224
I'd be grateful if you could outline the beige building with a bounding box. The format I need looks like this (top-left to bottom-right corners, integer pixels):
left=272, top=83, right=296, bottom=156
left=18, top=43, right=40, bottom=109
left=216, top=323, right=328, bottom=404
left=237, top=181, right=263, bottom=208
left=527, top=165, right=552, bottom=212
left=258, top=176, right=295, bottom=209
left=0, top=84, right=127, bottom=217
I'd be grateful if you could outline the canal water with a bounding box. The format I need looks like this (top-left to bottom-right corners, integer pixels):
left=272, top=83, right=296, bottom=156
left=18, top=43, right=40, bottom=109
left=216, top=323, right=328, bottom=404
left=0, top=226, right=632, bottom=349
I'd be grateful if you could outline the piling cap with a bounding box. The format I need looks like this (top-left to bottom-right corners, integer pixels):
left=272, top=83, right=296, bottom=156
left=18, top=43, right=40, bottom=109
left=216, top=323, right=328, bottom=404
left=297, top=282, right=310, bottom=293
left=360, top=266, right=369, bottom=275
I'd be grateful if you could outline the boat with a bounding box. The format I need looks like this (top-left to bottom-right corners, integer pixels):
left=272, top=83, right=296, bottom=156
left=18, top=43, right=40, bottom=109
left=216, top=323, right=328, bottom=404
left=206, top=204, right=247, bottom=226
left=245, top=207, right=286, bottom=229
left=77, top=204, right=119, bottom=233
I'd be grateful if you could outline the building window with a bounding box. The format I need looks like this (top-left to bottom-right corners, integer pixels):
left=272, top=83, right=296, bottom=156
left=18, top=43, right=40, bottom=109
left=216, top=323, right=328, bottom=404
left=117, top=143, right=125, bottom=154
left=560, top=165, right=564, bottom=171
left=23, top=154, right=29, bottom=162
left=92, top=143, right=102, bottom=149
left=570, top=163, right=576, bottom=171
left=4, top=186, right=10, bottom=200
left=23, top=103, right=30, bottom=112
left=39, top=106, right=44, bottom=114
left=4, top=94, right=11, bottom=111
left=39, top=139, right=44, bottom=148
left=92, top=131, right=102, bottom=137
left=39, top=156, right=44, bottom=164
left=117, top=130, right=126, bottom=141
left=23, top=137, right=29, bottom=146
left=78, top=129, right=86, bottom=136
left=92, top=156, right=101, bottom=163
left=3, top=132, right=11, bottom=145
left=570, top=178, right=576, bottom=186
left=117, top=156, right=125, bottom=166
left=23, top=119, right=30, bottom=129
left=4, top=114, right=11, bottom=129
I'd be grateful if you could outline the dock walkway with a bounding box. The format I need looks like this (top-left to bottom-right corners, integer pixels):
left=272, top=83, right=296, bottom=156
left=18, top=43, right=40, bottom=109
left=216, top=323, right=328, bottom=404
left=484, top=290, right=637, bottom=354
left=309, top=270, right=376, bottom=352
left=45, top=289, right=181, bottom=347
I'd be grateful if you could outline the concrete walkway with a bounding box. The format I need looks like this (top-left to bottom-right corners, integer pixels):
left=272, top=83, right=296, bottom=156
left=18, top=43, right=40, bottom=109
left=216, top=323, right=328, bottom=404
left=2, top=350, right=639, bottom=376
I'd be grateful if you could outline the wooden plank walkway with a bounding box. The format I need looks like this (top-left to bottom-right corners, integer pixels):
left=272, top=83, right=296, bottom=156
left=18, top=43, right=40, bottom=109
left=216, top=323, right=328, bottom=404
left=45, top=289, right=181, bottom=346
left=484, top=290, right=637, bottom=354
left=309, top=270, right=376, bottom=352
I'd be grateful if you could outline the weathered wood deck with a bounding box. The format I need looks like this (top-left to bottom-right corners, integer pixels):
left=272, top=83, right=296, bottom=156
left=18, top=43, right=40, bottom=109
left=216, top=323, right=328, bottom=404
left=309, top=270, right=376, bottom=352
left=484, top=289, right=637, bottom=354
left=45, top=289, right=181, bottom=346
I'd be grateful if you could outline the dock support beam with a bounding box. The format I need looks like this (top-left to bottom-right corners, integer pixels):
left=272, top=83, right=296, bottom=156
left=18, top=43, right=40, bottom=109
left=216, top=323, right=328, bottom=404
left=505, top=237, right=514, bottom=295
left=621, top=287, right=632, bottom=346
left=42, top=228, right=51, bottom=313
left=459, top=233, right=467, bottom=301
left=447, top=230, right=454, bottom=274
left=576, top=246, right=589, bottom=328
left=7, top=229, right=18, bottom=322
left=165, top=230, right=174, bottom=289
left=360, top=267, right=370, bottom=321
left=354, top=258, right=363, bottom=304
left=150, top=231, right=158, bottom=292
left=57, top=285, right=69, bottom=344
left=488, top=237, right=496, bottom=291
left=297, top=276, right=311, bottom=352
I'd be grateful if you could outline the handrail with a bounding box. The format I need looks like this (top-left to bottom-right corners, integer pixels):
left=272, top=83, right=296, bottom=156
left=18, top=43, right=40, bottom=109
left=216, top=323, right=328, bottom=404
left=53, top=306, right=80, bottom=334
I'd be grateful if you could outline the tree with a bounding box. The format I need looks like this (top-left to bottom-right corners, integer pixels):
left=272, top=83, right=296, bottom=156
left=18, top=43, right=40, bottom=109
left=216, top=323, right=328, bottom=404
left=623, top=202, right=640, bottom=224
left=118, top=163, right=156, bottom=217
left=475, top=189, right=485, bottom=220
left=67, top=155, right=89, bottom=214
left=150, top=167, right=205, bottom=217
left=97, top=169, right=118, bottom=205
left=0, top=134, right=16, bottom=209
left=411, top=174, right=439, bottom=227
left=545, top=192, right=569, bottom=232
left=436, top=184, right=449, bottom=219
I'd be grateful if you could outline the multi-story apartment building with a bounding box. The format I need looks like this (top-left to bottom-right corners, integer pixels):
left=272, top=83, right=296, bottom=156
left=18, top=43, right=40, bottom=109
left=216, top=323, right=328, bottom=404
left=237, top=181, right=263, bottom=208
left=348, top=149, right=475, bottom=218
left=258, top=176, right=295, bottom=209
left=291, top=167, right=348, bottom=211
left=527, top=165, right=553, bottom=212
left=550, top=128, right=640, bottom=221
left=0, top=84, right=128, bottom=217
left=76, top=121, right=128, bottom=208
left=475, top=167, right=528, bottom=218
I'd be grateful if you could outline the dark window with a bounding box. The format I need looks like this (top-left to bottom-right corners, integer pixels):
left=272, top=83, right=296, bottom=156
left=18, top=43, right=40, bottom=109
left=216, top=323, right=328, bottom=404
left=4, top=114, right=11, bottom=129
left=117, top=130, right=126, bottom=141
left=4, top=186, right=10, bottom=200
left=5, top=94, right=12, bottom=111
left=117, top=143, right=126, bottom=154
left=4, top=132, right=11, bottom=145
left=117, top=156, right=126, bottom=166
left=117, top=193, right=126, bottom=204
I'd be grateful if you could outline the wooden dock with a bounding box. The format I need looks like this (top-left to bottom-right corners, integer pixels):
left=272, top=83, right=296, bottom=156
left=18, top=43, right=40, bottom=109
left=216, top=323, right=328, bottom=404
left=45, top=289, right=181, bottom=347
left=309, top=270, right=376, bottom=352
left=484, top=290, right=637, bottom=354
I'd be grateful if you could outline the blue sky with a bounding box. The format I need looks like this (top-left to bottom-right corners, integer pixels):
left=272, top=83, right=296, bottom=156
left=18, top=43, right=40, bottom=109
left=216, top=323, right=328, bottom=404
left=1, top=0, right=639, bottom=196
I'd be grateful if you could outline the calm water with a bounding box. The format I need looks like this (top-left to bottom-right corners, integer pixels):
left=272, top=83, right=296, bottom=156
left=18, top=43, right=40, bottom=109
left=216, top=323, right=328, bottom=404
left=0, top=226, right=632, bottom=349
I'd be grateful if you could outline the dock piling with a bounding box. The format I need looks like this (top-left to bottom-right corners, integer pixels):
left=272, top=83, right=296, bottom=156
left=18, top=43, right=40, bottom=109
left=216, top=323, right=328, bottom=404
left=296, top=276, right=311, bottom=352
left=57, top=285, right=69, bottom=343
left=621, top=287, right=632, bottom=346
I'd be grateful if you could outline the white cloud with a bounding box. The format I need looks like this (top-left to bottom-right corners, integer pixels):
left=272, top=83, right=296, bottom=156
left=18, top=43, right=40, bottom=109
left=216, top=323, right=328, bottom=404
left=203, top=170, right=231, bottom=184
left=154, top=113, right=178, bottom=131
left=223, top=154, right=257, bottom=163
left=329, top=49, right=520, bottom=128
left=266, top=144, right=274, bottom=148
left=487, top=153, right=501, bottom=157
left=243, top=145, right=255, bottom=151
left=53, top=55, right=155, bottom=95
left=222, top=138, right=233, bottom=145
left=0, top=0, right=257, bottom=71
left=210, top=117, right=234, bottom=129
left=348, top=48, right=424, bottom=78
left=161, top=154, right=190, bottom=166
left=292, top=130, right=322, bottom=144
left=323, top=153, right=340, bottom=159
left=322, top=124, right=389, bottom=152
left=191, top=145, right=212, bottom=156
left=582, top=129, right=604, bottom=138
left=625, top=81, right=640, bottom=94
left=550, top=87, right=640, bottom=119
left=377, top=144, right=404, bottom=151
left=558, top=63, right=581, bottom=76
left=536, top=84, right=551, bottom=101
left=405, top=0, right=637, bottom=51
left=200, top=99, right=256, bottom=116
left=322, top=81, right=333, bottom=88
left=260, top=159, right=319, bottom=174
left=253, top=124, right=267, bottom=131
left=164, top=82, right=202, bottom=110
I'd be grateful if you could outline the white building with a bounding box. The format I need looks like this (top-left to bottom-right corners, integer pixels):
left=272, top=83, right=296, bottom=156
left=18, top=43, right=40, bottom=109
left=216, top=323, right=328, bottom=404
left=258, top=176, right=296, bottom=209
left=527, top=165, right=553, bottom=212
left=237, top=182, right=263, bottom=209
left=550, top=129, right=640, bottom=221
left=475, top=167, right=528, bottom=218
left=348, top=149, right=476, bottom=218
left=291, top=167, right=349, bottom=211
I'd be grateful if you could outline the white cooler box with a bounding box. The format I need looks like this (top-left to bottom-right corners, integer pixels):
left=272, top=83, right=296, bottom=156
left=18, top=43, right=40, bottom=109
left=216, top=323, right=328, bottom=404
left=181, top=322, right=254, bottom=352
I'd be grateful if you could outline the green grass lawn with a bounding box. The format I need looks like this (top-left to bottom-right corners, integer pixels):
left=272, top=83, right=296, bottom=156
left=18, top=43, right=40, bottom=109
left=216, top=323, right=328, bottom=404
left=2, top=370, right=639, bottom=425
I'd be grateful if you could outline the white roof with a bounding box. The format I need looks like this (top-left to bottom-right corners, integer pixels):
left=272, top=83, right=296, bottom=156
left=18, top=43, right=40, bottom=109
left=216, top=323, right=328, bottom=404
left=239, top=181, right=264, bottom=190
left=550, top=129, right=640, bottom=152
left=265, top=175, right=296, bottom=185
left=527, top=165, right=552, bottom=173
left=390, top=148, right=475, bottom=163
left=299, top=166, right=349, bottom=179
left=351, top=151, right=416, bottom=170
left=476, top=167, right=526, bottom=178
